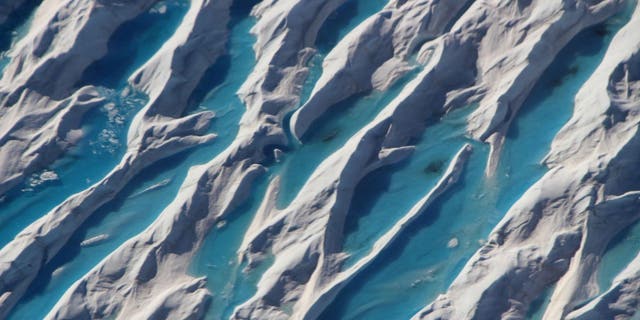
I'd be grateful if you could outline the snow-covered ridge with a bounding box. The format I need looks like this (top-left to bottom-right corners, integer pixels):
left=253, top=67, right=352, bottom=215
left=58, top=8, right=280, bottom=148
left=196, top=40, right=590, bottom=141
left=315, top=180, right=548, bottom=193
left=0, top=0, right=639, bottom=319
left=415, top=1, right=640, bottom=319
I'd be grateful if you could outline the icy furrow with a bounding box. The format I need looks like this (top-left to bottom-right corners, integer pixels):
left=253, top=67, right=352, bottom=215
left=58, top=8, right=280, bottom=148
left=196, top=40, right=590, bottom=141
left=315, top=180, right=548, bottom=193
left=298, top=144, right=472, bottom=320
left=459, top=0, right=624, bottom=175
left=0, top=86, right=103, bottom=196
left=44, top=1, right=347, bottom=318
left=232, top=1, right=627, bottom=319
left=1, top=0, right=639, bottom=319
left=566, top=239, right=640, bottom=320
left=232, top=32, right=469, bottom=318
left=0, top=0, right=157, bottom=101
left=0, top=0, right=236, bottom=318
left=0, top=111, right=216, bottom=319
left=0, top=0, right=159, bottom=197
left=414, top=2, right=640, bottom=319
left=289, top=0, right=471, bottom=140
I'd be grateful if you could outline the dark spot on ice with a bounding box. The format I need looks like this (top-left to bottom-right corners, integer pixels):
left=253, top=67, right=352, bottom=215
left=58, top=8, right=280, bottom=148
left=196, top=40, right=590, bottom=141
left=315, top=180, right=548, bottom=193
left=593, top=24, right=610, bottom=37
left=321, top=129, right=339, bottom=142
left=550, top=65, right=579, bottom=87
left=424, top=159, right=445, bottom=174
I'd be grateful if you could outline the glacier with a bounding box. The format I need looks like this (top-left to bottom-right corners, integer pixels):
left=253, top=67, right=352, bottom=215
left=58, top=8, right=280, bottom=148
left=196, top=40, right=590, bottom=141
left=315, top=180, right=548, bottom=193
left=0, top=0, right=639, bottom=319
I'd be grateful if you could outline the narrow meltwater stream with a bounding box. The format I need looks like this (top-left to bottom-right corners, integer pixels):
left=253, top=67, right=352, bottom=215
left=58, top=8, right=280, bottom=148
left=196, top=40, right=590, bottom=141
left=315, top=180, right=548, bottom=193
left=3, top=0, right=634, bottom=319
left=340, top=105, right=481, bottom=269
left=12, top=1, right=261, bottom=318
left=0, top=89, right=147, bottom=250
left=597, top=220, right=640, bottom=294
left=5, top=1, right=191, bottom=318
left=585, top=0, right=640, bottom=299
left=190, top=175, right=271, bottom=320
left=318, top=108, right=489, bottom=320
left=0, top=0, right=190, bottom=249
left=189, top=0, right=396, bottom=319
left=277, top=0, right=395, bottom=208
left=318, top=3, right=637, bottom=319
left=277, top=67, right=422, bottom=208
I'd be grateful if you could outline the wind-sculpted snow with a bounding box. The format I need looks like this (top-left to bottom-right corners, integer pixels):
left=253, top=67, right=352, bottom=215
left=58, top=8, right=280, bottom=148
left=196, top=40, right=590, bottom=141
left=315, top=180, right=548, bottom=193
left=0, top=0, right=220, bottom=317
left=2, top=0, right=640, bottom=319
left=45, top=0, right=350, bottom=318
left=0, top=0, right=158, bottom=100
left=289, top=0, right=471, bottom=140
left=236, top=144, right=472, bottom=320
left=414, top=2, right=640, bottom=320
left=0, top=0, right=158, bottom=197
left=0, top=87, right=103, bottom=197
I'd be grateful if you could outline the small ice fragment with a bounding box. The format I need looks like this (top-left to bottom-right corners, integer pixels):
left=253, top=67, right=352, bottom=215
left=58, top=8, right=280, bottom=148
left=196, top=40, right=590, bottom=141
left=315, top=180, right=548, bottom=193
left=152, top=4, right=167, bottom=14
left=274, top=148, right=284, bottom=162
left=65, top=129, right=84, bottom=144
left=40, top=170, right=59, bottom=182
left=80, top=234, right=109, bottom=247
left=447, top=237, right=459, bottom=248
left=52, top=266, right=66, bottom=277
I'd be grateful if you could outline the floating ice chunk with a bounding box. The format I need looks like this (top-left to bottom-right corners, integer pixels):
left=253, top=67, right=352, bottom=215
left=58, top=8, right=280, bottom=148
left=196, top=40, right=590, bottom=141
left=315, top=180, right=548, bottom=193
left=52, top=266, right=66, bottom=278
left=447, top=237, right=459, bottom=249
left=27, top=170, right=60, bottom=188
left=152, top=4, right=167, bottom=14
left=273, top=148, right=284, bottom=162
left=65, top=129, right=84, bottom=145
left=40, top=170, right=59, bottom=182
left=128, top=178, right=172, bottom=198
left=80, top=234, right=109, bottom=247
